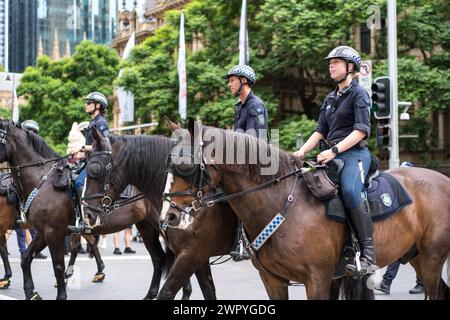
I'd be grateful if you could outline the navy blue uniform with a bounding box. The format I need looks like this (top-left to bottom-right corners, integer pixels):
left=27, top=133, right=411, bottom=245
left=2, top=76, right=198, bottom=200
left=315, top=80, right=372, bottom=210
left=85, top=114, right=110, bottom=145
left=315, top=79, right=371, bottom=142
left=75, top=114, right=110, bottom=192
left=234, top=91, right=268, bottom=137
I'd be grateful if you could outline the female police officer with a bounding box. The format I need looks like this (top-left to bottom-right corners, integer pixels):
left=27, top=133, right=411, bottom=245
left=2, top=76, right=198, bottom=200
left=294, top=46, right=375, bottom=275
left=69, top=92, right=110, bottom=233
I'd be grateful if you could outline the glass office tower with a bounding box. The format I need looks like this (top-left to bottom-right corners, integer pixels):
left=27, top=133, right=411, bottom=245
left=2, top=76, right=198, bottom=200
left=9, top=0, right=114, bottom=72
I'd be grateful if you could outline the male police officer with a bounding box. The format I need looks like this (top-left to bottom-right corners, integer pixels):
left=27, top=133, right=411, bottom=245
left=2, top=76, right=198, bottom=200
left=226, top=65, right=268, bottom=261
left=227, top=65, right=268, bottom=138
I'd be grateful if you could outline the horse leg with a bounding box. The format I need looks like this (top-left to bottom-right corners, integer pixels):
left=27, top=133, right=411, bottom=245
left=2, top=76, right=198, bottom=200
left=194, top=263, right=216, bottom=300
left=410, top=254, right=446, bottom=299
left=258, top=272, right=289, bottom=300
left=157, top=253, right=203, bottom=300
left=65, top=234, right=79, bottom=279
left=21, top=233, right=47, bottom=299
left=135, top=220, right=166, bottom=299
left=0, top=234, right=12, bottom=288
left=83, top=235, right=105, bottom=282
left=304, top=271, right=334, bottom=300
left=46, top=236, right=68, bottom=300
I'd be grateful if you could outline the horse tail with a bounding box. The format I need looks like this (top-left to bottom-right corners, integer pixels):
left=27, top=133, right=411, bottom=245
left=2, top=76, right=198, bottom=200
left=337, top=275, right=374, bottom=300
left=162, top=247, right=176, bottom=279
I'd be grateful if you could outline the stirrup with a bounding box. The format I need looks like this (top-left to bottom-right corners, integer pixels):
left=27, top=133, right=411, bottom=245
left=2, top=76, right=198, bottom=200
left=230, top=240, right=250, bottom=262
left=67, top=220, right=93, bottom=234
left=345, top=255, right=377, bottom=277
left=16, top=211, right=27, bottom=225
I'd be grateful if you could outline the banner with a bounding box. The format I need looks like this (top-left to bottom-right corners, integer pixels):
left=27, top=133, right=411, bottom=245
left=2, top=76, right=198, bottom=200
left=12, top=84, right=19, bottom=122
left=178, top=12, right=187, bottom=121
left=117, top=32, right=135, bottom=124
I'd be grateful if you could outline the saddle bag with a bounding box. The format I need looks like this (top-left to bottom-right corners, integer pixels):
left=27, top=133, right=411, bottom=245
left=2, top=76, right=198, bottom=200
left=302, top=161, right=338, bottom=201
left=53, top=159, right=71, bottom=191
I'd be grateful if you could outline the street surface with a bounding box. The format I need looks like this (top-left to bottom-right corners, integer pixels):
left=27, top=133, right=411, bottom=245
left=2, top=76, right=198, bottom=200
left=0, top=229, right=445, bottom=300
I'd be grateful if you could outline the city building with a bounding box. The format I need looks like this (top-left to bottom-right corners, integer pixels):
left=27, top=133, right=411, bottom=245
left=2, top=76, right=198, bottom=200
left=8, top=0, right=116, bottom=73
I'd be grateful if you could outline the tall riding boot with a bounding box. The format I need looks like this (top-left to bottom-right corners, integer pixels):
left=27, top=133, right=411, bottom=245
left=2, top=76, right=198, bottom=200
left=345, top=199, right=376, bottom=275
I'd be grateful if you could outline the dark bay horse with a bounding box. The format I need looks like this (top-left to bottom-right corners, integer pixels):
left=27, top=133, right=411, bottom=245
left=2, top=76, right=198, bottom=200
left=162, top=123, right=450, bottom=300
left=0, top=119, right=192, bottom=300
left=0, top=178, right=105, bottom=288
left=0, top=194, right=14, bottom=288
left=82, top=128, right=238, bottom=299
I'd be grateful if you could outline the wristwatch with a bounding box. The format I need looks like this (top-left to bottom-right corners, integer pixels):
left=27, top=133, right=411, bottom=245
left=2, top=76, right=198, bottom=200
left=331, top=146, right=339, bottom=154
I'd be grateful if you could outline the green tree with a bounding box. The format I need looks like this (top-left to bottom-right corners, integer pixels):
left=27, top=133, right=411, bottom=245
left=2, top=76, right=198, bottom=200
left=18, top=41, right=120, bottom=154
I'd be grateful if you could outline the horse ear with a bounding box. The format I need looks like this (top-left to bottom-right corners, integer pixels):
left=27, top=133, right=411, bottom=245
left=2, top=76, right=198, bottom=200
left=165, top=117, right=181, bottom=132
left=187, top=118, right=195, bottom=137
left=92, top=126, right=104, bottom=145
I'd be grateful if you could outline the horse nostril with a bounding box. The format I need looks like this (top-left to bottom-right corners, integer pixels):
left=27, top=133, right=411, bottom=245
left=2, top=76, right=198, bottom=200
left=167, top=212, right=178, bottom=222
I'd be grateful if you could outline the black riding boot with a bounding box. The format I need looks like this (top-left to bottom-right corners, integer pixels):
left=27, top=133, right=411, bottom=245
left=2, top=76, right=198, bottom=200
left=229, top=222, right=250, bottom=262
left=345, top=199, right=376, bottom=275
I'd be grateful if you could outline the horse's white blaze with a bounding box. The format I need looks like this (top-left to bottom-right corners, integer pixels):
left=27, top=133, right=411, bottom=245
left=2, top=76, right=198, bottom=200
left=178, top=212, right=194, bottom=230
left=161, top=172, right=174, bottom=220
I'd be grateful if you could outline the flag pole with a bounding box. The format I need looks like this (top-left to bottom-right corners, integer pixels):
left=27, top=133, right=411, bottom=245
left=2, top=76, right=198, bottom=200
left=178, top=11, right=187, bottom=125
left=239, top=0, right=248, bottom=65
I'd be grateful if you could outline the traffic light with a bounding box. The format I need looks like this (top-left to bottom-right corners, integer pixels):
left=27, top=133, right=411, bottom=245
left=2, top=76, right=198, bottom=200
left=372, top=76, right=391, bottom=119
left=376, top=122, right=390, bottom=148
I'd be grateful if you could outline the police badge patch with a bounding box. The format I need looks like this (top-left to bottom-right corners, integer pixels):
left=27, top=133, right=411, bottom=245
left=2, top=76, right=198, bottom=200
left=258, top=114, right=265, bottom=126
left=380, top=193, right=392, bottom=207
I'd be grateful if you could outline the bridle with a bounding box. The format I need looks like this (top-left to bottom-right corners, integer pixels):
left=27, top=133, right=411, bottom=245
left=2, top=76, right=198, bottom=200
left=162, top=132, right=303, bottom=221
left=81, top=149, right=146, bottom=217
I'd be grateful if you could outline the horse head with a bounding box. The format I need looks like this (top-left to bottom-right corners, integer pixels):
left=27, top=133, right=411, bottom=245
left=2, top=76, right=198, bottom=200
left=82, top=127, right=125, bottom=225
left=0, top=119, right=30, bottom=164
left=161, top=119, right=222, bottom=229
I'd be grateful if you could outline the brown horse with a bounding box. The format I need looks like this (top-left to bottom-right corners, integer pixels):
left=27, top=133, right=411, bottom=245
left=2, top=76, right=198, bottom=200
left=0, top=193, right=14, bottom=288
left=0, top=179, right=106, bottom=288
left=0, top=119, right=193, bottom=300
left=161, top=122, right=450, bottom=299
left=82, top=127, right=238, bottom=299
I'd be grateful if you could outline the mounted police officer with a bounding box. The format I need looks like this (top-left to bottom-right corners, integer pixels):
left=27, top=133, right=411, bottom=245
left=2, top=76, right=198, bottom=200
left=68, top=92, right=110, bottom=233
left=226, top=65, right=269, bottom=261
left=294, top=46, right=376, bottom=275
left=227, top=65, right=268, bottom=138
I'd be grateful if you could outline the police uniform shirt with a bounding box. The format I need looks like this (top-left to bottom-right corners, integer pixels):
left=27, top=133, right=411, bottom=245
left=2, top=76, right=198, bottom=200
left=85, top=114, right=110, bottom=145
left=315, top=80, right=371, bottom=143
left=234, top=91, right=268, bottom=137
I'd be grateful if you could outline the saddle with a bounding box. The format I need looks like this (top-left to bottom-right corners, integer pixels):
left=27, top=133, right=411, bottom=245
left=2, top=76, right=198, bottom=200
left=54, top=158, right=85, bottom=191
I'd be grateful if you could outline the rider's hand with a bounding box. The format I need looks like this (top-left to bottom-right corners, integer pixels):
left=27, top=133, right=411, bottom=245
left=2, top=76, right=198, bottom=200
left=294, top=148, right=306, bottom=159
left=317, top=149, right=336, bottom=164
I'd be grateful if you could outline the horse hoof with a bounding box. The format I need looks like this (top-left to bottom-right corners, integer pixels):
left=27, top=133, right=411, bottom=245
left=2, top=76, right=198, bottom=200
left=27, top=292, right=42, bottom=300
left=0, top=279, right=11, bottom=289
left=92, top=273, right=105, bottom=283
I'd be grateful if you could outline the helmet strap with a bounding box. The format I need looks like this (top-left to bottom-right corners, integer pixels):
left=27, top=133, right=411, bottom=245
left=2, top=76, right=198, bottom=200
left=334, top=61, right=350, bottom=84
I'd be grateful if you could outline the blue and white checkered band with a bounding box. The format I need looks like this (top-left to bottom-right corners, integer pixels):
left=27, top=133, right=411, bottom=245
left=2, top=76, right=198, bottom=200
left=20, top=188, right=39, bottom=215
left=251, top=213, right=285, bottom=251
left=0, top=129, right=6, bottom=144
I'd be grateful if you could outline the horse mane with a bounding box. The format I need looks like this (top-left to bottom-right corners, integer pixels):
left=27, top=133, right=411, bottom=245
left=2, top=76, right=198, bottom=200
left=27, top=131, right=61, bottom=159
left=202, top=126, right=299, bottom=184
left=108, top=134, right=175, bottom=196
